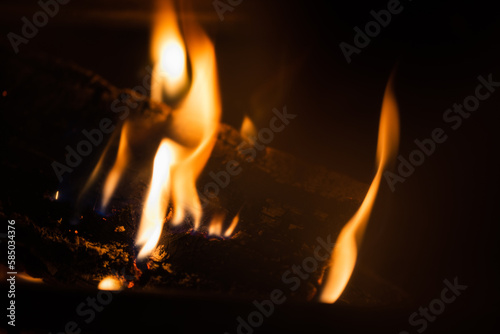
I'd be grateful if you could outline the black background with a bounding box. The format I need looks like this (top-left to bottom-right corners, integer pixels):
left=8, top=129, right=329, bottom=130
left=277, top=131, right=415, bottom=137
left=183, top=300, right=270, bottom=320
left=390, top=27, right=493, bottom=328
left=1, top=0, right=500, bottom=333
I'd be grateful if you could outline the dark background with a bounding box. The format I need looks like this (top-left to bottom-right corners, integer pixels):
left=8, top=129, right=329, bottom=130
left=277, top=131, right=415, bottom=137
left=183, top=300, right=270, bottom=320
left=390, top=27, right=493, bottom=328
left=1, top=0, right=499, bottom=332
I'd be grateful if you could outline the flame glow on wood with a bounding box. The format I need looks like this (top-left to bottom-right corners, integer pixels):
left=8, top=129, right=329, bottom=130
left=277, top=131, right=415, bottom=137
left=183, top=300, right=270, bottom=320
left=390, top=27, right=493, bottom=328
left=98, top=276, right=123, bottom=291
left=18, top=273, right=44, bottom=284
left=319, top=76, right=400, bottom=303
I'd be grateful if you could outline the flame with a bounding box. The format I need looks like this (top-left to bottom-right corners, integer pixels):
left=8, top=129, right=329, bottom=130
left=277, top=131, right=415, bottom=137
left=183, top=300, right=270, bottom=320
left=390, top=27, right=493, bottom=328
left=55, top=191, right=59, bottom=200
left=136, top=139, right=175, bottom=259
left=240, top=116, right=257, bottom=140
left=98, top=276, right=123, bottom=291
left=18, top=273, right=44, bottom=284
left=133, top=1, right=221, bottom=259
left=319, top=76, right=400, bottom=303
left=101, top=123, right=130, bottom=208
left=208, top=213, right=224, bottom=236
left=224, top=211, right=240, bottom=237
left=206, top=211, right=240, bottom=238
left=89, top=1, right=221, bottom=259
left=151, top=0, right=188, bottom=101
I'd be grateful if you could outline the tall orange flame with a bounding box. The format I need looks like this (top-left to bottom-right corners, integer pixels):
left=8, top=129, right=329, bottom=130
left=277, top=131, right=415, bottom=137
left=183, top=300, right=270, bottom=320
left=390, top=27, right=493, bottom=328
left=134, top=0, right=222, bottom=259
left=319, top=76, right=400, bottom=303
left=136, top=139, right=176, bottom=259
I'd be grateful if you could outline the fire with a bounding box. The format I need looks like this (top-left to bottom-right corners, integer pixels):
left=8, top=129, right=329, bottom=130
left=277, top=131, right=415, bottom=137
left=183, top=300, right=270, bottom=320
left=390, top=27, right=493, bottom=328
left=206, top=211, right=240, bottom=237
left=208, top=213, right=224, bottom=236
left=136, top=139, right=175, bottom=259
left=240, top=116, right=257, bottom=140
left=319, top=76, right=400, bottom=303
left=91, top=0, right=221, bottom=259
left=18, top=273, right=44, bottom=284
left=150, top=0, right=188, bottom=101
left=98, top=276, right=123, bottom=291
left=101, top=123, right=130, bottom=208
left=132, top=0, right=221, bottom=259
left=224, top=212, right=240, bottom=237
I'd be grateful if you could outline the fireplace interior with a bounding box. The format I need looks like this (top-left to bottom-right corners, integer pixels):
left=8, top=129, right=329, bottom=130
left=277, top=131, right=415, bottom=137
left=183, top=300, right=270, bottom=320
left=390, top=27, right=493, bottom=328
left=1, top=0, right=499, bottom=333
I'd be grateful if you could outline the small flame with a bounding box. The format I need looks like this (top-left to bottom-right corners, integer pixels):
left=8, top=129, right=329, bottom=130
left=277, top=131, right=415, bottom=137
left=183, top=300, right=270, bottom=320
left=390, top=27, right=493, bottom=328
left=208, top=213, right=224, bottom=236
left=224, top=212, right=240, bottom=237
left=319, top=75, right=400, bottom=303
left=102, top=123, right=130, bottom=208
left=18, top=273, right=44, bottom=284
left=206, top=211, right=240, bottom=237
left=240, top=116, right=257, bottom=140
left=55, top=191, right=59, bottom=200
left=98, top=276, right=123, bottom=291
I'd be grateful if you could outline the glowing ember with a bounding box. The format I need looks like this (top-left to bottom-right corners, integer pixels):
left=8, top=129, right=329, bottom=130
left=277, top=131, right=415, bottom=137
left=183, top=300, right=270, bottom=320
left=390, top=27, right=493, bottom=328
left=319, top=75, right=400, bottom=303
left=98, top=276, right=122, bottom=291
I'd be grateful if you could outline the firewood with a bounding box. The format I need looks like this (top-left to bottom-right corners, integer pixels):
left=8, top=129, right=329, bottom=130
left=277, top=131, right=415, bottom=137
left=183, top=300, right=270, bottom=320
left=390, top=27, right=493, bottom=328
left=0, top=49, right=403, bottom=304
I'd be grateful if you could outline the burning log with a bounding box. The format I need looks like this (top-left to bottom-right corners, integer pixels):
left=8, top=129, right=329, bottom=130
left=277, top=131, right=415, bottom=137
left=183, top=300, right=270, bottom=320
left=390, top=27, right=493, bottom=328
left=0, top=49, right=403, bottom=305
